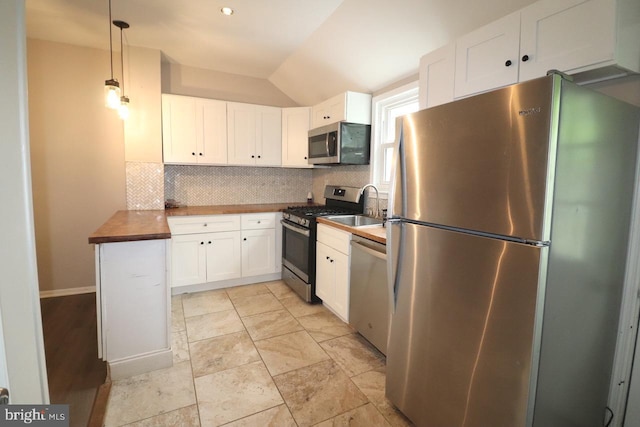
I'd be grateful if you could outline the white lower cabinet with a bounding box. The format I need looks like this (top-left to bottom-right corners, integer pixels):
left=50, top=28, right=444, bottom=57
left=242, top=229, right=276, bottom=277
left=206, top=231, right=243, bottom=282
left=171, top=231, right=242, bottom=286
left=316, top=223, right=351, bottom=321
left=168, top=213, right=281, bottom=291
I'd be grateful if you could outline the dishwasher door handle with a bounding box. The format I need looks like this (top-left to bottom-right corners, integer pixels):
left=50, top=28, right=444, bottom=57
left=351, top=241, right=386, bottom=260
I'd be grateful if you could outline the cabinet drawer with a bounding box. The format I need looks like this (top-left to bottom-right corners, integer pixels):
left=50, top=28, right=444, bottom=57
left=241, top=213, right=276, bottom=230
left=317, top=223, right=351, bottom=255
left=168, top=215, right=241, bottom=235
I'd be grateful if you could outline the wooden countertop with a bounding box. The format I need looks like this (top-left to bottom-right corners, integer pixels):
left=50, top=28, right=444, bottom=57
left=317, top=217, right=387, bottom=244
left=89, top=203, right=308, bottom=244
left=165, top=203, right=307, bottom=216
left=88, top=210, right=170, bottom=244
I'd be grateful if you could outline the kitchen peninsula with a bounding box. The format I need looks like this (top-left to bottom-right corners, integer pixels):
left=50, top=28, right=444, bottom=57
left=88, top=203, right=304, bottom=380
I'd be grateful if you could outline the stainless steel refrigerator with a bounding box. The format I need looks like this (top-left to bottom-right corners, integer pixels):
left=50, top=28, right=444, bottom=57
left=385, top=73, right=640, bottom=427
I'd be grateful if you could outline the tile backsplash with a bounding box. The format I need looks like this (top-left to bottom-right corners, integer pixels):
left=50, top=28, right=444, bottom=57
left=125, top=162, right=385, bottom=211
left=164, top=165, right=313, bottom=206
left=126, top=162, right=165, bottom=210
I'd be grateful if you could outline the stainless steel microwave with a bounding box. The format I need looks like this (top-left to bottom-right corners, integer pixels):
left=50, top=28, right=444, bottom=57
left=308, top=122, right=371, bottom=165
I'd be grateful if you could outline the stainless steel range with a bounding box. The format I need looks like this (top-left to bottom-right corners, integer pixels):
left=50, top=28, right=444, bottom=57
left=281, top=185, right=364, bottom=302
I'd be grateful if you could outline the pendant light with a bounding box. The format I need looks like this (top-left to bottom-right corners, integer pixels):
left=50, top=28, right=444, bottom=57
left=114, top=20, right=130, bottom=120
left=104, top=0, right=120, bottom=109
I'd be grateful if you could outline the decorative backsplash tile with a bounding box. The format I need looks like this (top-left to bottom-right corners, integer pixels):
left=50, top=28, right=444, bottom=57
left=126, top=162, right=165, bottom=210
left=311, top=165, right=387, bottom=214
left=164, top=165, right=313, bottom=206
left=126, top=161, right=385, bottom=212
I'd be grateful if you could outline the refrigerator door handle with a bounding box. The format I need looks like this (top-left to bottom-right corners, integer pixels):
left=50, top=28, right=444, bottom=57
left=386, top=220, right=403, bottom=314
left=388, top=116, right=406, bottom=219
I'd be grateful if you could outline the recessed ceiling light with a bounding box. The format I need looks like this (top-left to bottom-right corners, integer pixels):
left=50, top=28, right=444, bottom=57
left=221, top=7, right=234, bottom=16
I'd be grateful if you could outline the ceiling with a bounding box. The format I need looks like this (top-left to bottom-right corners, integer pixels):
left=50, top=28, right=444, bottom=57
left=25, top=0, right=539, bottom=105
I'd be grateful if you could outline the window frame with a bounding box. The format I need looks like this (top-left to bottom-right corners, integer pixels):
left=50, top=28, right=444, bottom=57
left=370, top=80, right=420, bottom=196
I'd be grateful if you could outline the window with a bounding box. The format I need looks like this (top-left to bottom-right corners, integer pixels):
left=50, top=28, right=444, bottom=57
left=371, top=81, right=420, bottom=194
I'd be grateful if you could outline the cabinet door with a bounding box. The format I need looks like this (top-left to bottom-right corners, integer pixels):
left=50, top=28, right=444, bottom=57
left=198, top=99, right=227, bottom=164
left=519, top=0, right=616, bottom=81
left=227, top=102, right=256, bottom=165
left=256, top=105, right=282, bottom=166
left=206, top=231, right=242, bottom=282
left=241, top=229, right=276, bottom=277
left=419, top=43, right=456, bottom=109
left=315, top=242, right=334, bottom=304
left=331, top=250, right=350, bottom=321
left=282, top=107, right=311, bottom=167
left=171, top=234, right=207, bottom=287
left=311, top=93, right=345, bottom=129
left=454, top=12, right=521, bottom=98
left=162, top=94, right=198, bottom=164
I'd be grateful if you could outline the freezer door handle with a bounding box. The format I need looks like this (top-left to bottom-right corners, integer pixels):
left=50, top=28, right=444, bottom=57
left=388, top=117, right=406, bottom=219
left=386, top=220, right=403, bottom=314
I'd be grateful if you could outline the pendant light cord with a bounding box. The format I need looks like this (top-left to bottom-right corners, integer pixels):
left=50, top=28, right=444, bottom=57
left=108, top=0, right=114, bottom=79
left=120, top=26, right=124, bottom=95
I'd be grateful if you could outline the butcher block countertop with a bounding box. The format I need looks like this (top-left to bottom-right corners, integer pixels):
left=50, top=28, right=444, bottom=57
left=317, top=217, right=387, bottom=245
left=89, top=203, right=303, bottom=244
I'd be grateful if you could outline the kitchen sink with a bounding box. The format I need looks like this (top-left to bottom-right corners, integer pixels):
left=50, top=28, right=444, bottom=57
left=325, top=215, right=383, bottom=227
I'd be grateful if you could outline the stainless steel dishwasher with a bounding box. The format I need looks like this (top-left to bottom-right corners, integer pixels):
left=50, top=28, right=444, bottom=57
left=349, top=235, right=388, bottom=355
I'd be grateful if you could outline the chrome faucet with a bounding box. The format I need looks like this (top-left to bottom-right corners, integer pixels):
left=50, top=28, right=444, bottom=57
left=359, top=184, right=380, bottom=218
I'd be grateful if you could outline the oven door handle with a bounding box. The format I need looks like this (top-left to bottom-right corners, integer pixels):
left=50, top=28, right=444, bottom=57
left=281, top=220, right=310, bottom=237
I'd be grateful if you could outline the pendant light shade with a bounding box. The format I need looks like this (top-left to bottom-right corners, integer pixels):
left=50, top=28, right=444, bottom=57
left=104, top=0, right=120, bottom=109
left=118, top=96, right=130, bottom=120
left=105, top=79, right=120, bottom=109
left=114, top=19, right=130, bottom=120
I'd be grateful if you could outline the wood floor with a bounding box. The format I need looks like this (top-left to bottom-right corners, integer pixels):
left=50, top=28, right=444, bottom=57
left=40, top=293, right=107, bottom=427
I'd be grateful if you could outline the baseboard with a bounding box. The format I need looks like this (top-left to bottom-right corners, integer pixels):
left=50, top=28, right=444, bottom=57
left=108, top=348, right=173, bottom=381
left=39, top=286, right=96, bottom=299
left=171, top=272, right=282, bottom=296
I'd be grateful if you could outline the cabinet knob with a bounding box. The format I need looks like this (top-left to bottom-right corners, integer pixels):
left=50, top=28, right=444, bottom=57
left=304, top=156, right=307, bottom=160
left=208, top=241, right=212, bottom=244
left=199, top=153, right=203, bottom=156
left=257, top=221, right=261, bottom=224
left=204, top=223, right=207, bottom=227
left=258, top=155, right=261, bottom=159
left=330, top=259, right=334, bottom=263
left=251, top=155, right=255, bottom=158
left=505, top=60, right=512, bottom=67
left=522, top=54, right=530, bottom=62
left=192, top=152, right=196, bottom=156
left=326, top=256, right=330, bottom=260
left=200, top=242, right=204, bottom=245
left=243, top=238, right=247, bottom=241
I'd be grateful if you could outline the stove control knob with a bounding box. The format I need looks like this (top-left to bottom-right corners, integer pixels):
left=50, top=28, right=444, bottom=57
left=283, top=213, right=289, bottom=220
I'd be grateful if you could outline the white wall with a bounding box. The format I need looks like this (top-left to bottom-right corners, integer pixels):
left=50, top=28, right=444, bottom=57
left=28, top=39, right=127, bottom=293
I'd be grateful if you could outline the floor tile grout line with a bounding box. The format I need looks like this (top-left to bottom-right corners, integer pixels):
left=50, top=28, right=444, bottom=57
left=169, top=282, right=397, bottom=426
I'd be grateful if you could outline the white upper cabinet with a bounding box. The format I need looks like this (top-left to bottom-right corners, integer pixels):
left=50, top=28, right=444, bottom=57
left=454, top=12, right=521, bottom=98
left=162, top=94, right=227, bottom=165
left=227, top=102, right=282, bottom=166
left=199, top=99, right=228, bottom=164
left=419, top=43, right=456, bottom=109
left=282, top=107, right=312, bottom=168
left=453, top=0, right=640, bottom=98
left=311, top=91, right=372, bottom=129
left=519, top=0, right=636, bottom=82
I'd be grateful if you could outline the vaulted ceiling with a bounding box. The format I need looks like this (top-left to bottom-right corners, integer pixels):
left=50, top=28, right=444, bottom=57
left=26, top=0, right=538, bottom=105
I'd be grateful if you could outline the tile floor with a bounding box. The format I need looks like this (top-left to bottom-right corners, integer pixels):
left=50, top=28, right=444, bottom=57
left=103, top=280, right=414, bottom=427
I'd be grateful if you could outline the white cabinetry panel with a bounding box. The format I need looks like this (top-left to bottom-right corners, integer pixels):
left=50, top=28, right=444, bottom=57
left=419, top=43, right=456, bottom=109
left=454, top=12, right=521, bottom=98
left=282, top=107, right=311, bottom=167
left=519, top=0, right=617, bottom=81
